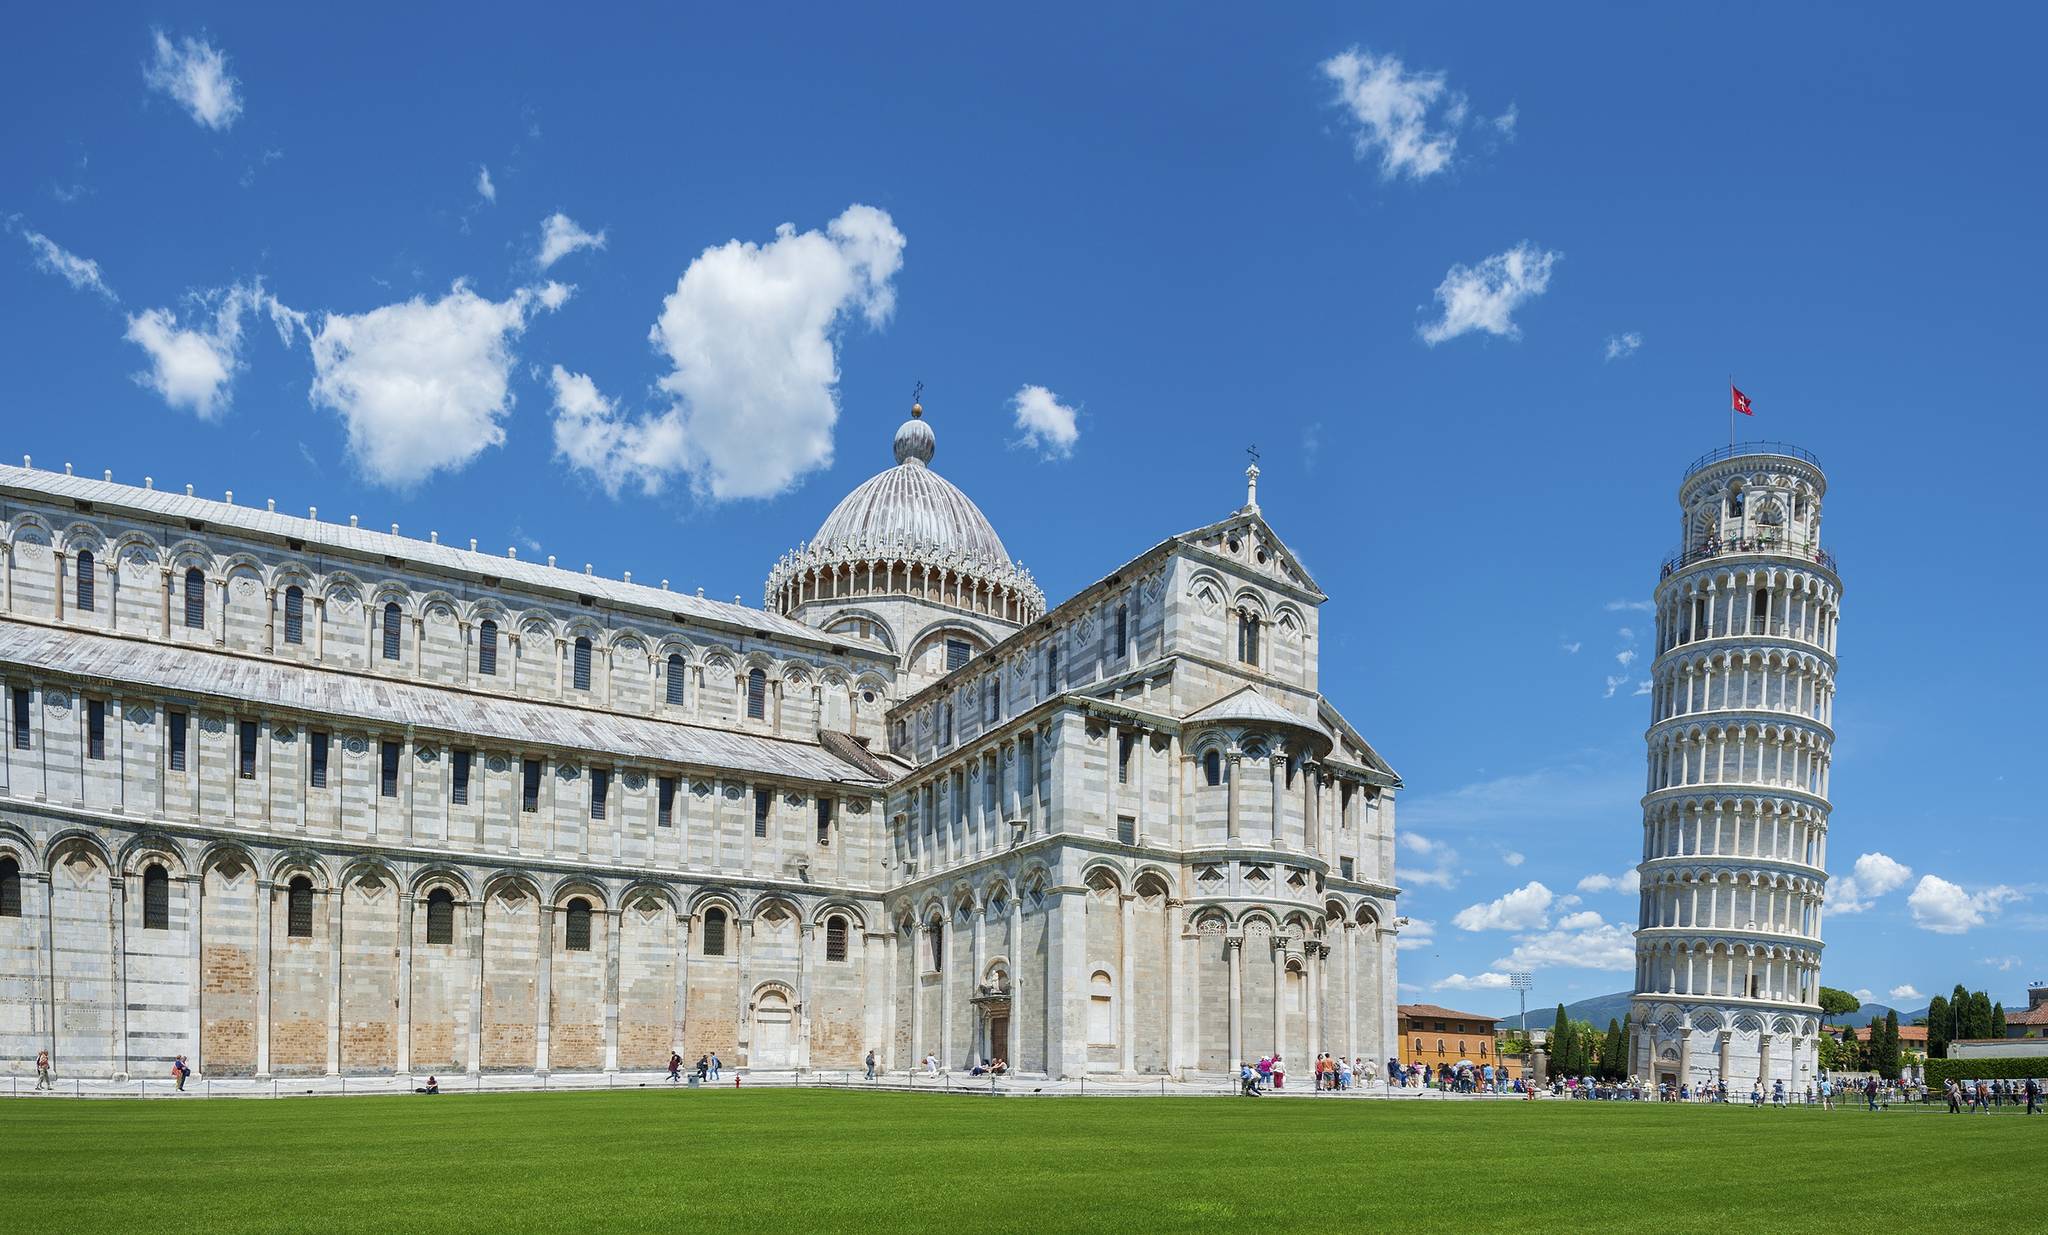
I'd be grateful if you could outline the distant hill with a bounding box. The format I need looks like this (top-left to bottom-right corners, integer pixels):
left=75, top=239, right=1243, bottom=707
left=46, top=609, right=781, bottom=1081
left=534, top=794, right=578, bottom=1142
left=1508, top=991, right=1634, bottom=1032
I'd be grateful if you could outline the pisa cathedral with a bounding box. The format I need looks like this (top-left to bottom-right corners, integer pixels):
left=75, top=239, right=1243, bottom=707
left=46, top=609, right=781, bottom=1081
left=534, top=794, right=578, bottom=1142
left=1631, top=443, right=1839, bottom=1092
left=0, top=404, right=1402, bottom=1081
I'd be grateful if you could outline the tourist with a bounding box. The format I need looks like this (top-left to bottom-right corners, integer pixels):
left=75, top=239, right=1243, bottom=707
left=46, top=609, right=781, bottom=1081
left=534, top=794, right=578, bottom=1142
left=992, top=1057, right=1008, bottom=1075
left=1271, top=1056, right=1286, bottom=1090
left=1974, top=1080, right=1989, bottom=1113
left=668, top=1052, right=682, bottom=1083
left=2023, top=1076, right=2039, bottom=1115
left=924, top=1053, right=940, bottom=1077
left=709, top=1052, right=722, bottom=1081
left=1240, top=1062, right=1260, bottom=1096
left=1750, top=1081, right=1762, bottom=1107
left=172, top=1055, right=190, bottom=1092
left=695, top=1054, right=710, bottom=1081
left=865, top=1049, right=877, bottom=1081
left=414, top=1075, right=439, bottom=1094
left=1772, top=1079, right=1785, bottom=1107
left=34, top=1049, right=52, bottom=1092
left=1337, top=1058, right=1352, bottom=1091
left=1257, top=1056, right=1273, bottom=1089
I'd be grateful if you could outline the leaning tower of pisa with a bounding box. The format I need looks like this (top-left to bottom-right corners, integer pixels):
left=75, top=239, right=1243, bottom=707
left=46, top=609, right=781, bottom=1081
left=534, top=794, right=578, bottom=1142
left=1629, top=442, right=1841, bottom=1094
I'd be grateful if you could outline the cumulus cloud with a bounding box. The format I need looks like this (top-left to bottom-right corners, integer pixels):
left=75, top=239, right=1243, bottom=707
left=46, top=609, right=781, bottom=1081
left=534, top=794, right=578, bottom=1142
left=1319, top=47, right=1511, bottom=181
left=584, top=203, right=907, bottom=503
left=11, top=223, right=118, bottom=301
left=1616, top=648, right=1637, bottom=668
left=1606, top=599, right=1654, bottom=612
left=476, top=166, right=496, bottom=204
left=549, top=365, right=685, bottom=497
left=1602, top=674, right=1629, bottom=698
left=1503, top=851, right=1525, bottom=868
left=1395, top=918, right=1436, bottom=952
left=144, top=30, right=243, bottom=130
left=1436, top=972, right=1514, bottom=991
left=537, top=212, right=606, bottom=269
left=1010, top=384, right=1080, bottom=459
left=308, top=281, right=568, bottom=487
left=1453, top=881, right=1553, bottom=932
left=1398, top=831, right=1459, bottom=887
left=1419, top=242, right=1559, bottom=346
left=1401, top=832, right=1439, bottom=856
left=1853, top=988, right=1874, bottom=1001
left=1907, top=875, right=2019, bottom=935
left=1604, top=332, right=1642, bottom=361
left=1493, top=916, right=1635, bottom=972
left=1889, top=984, right=1922, bottom=1002
left=125, top=282, right=300, bottom=420
left=1830, top=852, right=1915, bottom=914
left=1576, top=869, right=1640, bottom=895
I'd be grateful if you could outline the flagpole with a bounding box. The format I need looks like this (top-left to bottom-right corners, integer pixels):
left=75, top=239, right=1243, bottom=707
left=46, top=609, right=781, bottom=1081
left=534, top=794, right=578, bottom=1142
left=1727, top=373, right=1734, bottom=449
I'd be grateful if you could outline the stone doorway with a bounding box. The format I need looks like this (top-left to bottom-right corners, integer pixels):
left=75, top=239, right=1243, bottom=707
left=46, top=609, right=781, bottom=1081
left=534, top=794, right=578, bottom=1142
left=751, top=988, right=794, bottom=1069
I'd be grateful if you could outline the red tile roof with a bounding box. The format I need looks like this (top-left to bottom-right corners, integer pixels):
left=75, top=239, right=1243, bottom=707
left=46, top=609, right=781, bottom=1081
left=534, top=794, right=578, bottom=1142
left=1398, top=1003, right=1500, bottom=1024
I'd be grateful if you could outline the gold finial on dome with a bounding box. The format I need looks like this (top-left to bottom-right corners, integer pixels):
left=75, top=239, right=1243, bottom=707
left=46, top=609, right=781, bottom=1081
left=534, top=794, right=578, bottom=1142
left=911, top=403, right=922, bottom=419
left=911, top=379, right=924, bottom=419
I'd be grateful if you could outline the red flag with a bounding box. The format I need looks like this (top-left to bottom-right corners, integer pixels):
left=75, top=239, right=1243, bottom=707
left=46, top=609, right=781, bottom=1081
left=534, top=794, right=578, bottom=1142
left=1731, top=385, right=1754, bottom=416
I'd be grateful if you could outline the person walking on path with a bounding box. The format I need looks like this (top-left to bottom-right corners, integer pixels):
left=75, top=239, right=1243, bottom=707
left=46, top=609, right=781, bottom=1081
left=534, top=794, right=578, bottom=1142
left=709, top=1053, right=723, bottom=1082
left=172, top=1055, right=190, bottom=1092
left=33, top=1049, right=52, bottom=1092
left=864, top=1049, right=877, bottom=1081
left=667, top=1052, right=682, bottom=1083
left=2024, top=1077, right=2039, bottom=1115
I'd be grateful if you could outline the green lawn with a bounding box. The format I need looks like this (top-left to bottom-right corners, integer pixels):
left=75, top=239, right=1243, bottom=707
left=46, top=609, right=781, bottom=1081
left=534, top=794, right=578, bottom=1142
left=1, top=1089, right=2036, bottom=1234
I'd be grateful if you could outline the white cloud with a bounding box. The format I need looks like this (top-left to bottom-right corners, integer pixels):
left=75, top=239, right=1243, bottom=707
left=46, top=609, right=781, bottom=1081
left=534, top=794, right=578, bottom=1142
left=1503, top=851, right=1525, bottom=868
left=1400, top=832, right=1439, bottom=856
left=476, top=166, right=496, bottom=204
left=1615, top=648, right=1637, bottom=668
left=1453, top=881, right=1553, bottom=932
left=144, top=30, right=243, bottom=131
left=1319, top=47, right=1509, bottom=181
left=1493, top=918, right=1635, bottom=972
left=1604, top=332, right=1642, bottom=361
left=308, top=281, right=566, bottom=487
left=1830, top=852, right=1915, bottom=915
left=536, top=212, right=606, bottom=269
left=1556, top=910, right=1604, bottom=931
left=1395, top=918, right=1436, bottom=952
left=1010, top=384, right=1080, bottom=459
left=1576, top=869, right=1640, bottom=895
left=1606, top=599, right=1654, bottom=612
left=1560, top=641, right=1581, bottom=655
left=13, top=224, right=118, bottom=301
left=596, top=203, right=906, bottom=502
left=1907, top=875, right=2020, bottom=935
left=125, top=282, right=299, bottom=420
left=1602, top=674, right=1628, bottom=698
left=1853, top=987, right=1874, bottom=1001
left=1632, top=679, right=1652, bottom=696
left=1402, top=863, right=1459, bottom=889
left=549, top=365, right=685, bottom=498
left=1435, top=972, right=1514, bottom=991
left=1419, top=241, right=1558, bottom=346
left=1888, top=984, right=1922, bottom=1002
left=1616, top=627, right=1634, bottom=641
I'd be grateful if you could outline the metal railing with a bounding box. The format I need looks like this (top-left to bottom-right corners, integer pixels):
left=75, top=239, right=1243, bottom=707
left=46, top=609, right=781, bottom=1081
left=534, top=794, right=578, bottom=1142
left=1682, top=441, right=1822, bottom=481
left=1661, top=537, right=1838, bottom=578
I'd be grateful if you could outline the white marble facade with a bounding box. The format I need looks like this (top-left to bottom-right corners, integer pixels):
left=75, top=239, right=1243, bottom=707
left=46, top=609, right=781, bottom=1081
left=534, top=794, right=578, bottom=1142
left=1630, top=443, right=1840, bottom=1092
left=0, top=407, right=1401, bottom=1080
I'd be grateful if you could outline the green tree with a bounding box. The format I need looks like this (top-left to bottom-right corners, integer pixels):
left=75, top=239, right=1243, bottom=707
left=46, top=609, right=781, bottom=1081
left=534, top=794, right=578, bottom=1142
left=1877, top=1010, right=1902, bottom=1079
left=1599, top=1018, right=1628, bottom=1080
left=1836, top=1025, right=1862, bottom=1072
left=1950, top=984, right=1974, bottom=1039
left=1965, top=991, right=1995, bottom=1040
left=1992, top=1003, right=2007, bottom=1038
left=1818, top=986, right=1862, bottom=1025
left=1546, top=1004, right=1572, bottom=1074
left=1926, top=995, right=1951, bottom=1058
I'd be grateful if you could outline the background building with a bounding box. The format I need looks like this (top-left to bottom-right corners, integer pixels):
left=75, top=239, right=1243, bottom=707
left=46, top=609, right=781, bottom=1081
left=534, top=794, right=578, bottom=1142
left=1629, top=442, right=1840, bottom=1092
left=1397, top=1003, right=1511, bottom=1076
left=0, top=404, right=1404, bottom=1080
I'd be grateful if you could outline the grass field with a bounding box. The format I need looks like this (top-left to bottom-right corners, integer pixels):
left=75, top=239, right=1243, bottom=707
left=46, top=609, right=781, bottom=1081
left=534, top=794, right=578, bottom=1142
left=1, top=1089, right=2037, bottom=1234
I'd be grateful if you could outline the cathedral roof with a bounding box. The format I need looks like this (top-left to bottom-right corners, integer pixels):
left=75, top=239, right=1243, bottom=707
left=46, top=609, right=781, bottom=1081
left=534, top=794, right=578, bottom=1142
left=1184, top=685, right=1330, bottom=738
left=767, top=405, right=1043, bottom=612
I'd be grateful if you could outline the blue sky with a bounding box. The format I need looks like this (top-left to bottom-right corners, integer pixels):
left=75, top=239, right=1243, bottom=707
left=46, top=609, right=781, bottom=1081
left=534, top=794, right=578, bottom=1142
left=4, top=4, right=2042, bottom=1017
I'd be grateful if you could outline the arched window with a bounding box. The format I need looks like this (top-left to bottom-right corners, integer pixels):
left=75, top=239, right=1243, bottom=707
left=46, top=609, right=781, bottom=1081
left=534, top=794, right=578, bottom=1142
left=1728, top=485, right=1745, bottom=516
left=287, top=876, right=315, bottom=938
left=1237, top=609, right=1261, bottom=665
left=702, top=907, right=728, bottom=956
left=573, top=637, right=593, bottom=691
left=986, top=677, right=1000, bottom=722
left=382, top=602, right=402, bottom=661
left=666, top=654, right=686, bottom=705
left=0, top=855, right=18, bottom=917
left=1044, top=645, right=1059, bottom=693
left=183, top=567, right=206, bottom=629
left=75, top=549, right=95, bottom=612
left=142, top=863, right=170, bottom=930
left=825, top=914, right=848, bottom=962
left=1203, top=750, right=1222, bottom=787
left=426, top=887, right=455, bottom=945
left=1115, top=603, right=1129, bottom=658
left=478, top=619, right=498, bottom=676
left=283, top=585, right=304, bottom=645
left=746, top=667, right=767, bottom=719
left=564, top=897, right=592, bottom=951
left=1087, top=970, right=1115, bottom=1044
left=1752, top=587, right=1770, bottom=634
left=927, top=920, right=943, bottom=971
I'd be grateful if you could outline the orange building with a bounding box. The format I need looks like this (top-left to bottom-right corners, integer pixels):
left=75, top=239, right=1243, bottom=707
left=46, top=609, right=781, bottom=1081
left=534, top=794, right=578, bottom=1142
left=1397, top=1004, right=1522, bottom=1078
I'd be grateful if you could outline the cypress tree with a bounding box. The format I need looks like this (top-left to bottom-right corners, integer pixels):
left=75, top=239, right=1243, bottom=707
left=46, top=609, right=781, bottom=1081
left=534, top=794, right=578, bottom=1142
left=1966, top=991, right=1995, bottom=1040
left=1950, top=984, right=1972, bottom=1040
left=1881, top=1009, right=1901, bottom=1079
left=1926, top=995, right=1950, bottom=1059
left=1992, top=1003, right=2007, bottom=1038
left=1602, top=1018, right=1628, bottom=1080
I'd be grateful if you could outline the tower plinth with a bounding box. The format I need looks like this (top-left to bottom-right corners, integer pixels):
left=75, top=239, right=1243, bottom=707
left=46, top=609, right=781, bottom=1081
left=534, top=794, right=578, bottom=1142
left=1629, top=442, right=1841, bottom=1094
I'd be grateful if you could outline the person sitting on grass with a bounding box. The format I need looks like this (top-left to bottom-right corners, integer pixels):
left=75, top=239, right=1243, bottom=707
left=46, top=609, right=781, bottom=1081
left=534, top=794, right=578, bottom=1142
left=414, top=1076, right=439, bottom=1095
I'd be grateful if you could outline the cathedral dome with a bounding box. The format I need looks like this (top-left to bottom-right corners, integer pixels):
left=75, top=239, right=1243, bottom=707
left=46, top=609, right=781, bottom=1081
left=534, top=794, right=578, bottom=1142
left=766, top=404, right=1044, bottom=623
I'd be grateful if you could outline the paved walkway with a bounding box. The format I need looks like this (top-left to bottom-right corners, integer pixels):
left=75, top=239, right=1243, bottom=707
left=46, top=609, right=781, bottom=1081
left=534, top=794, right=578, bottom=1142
left=0, top=1069, right=1523, bottom=1102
